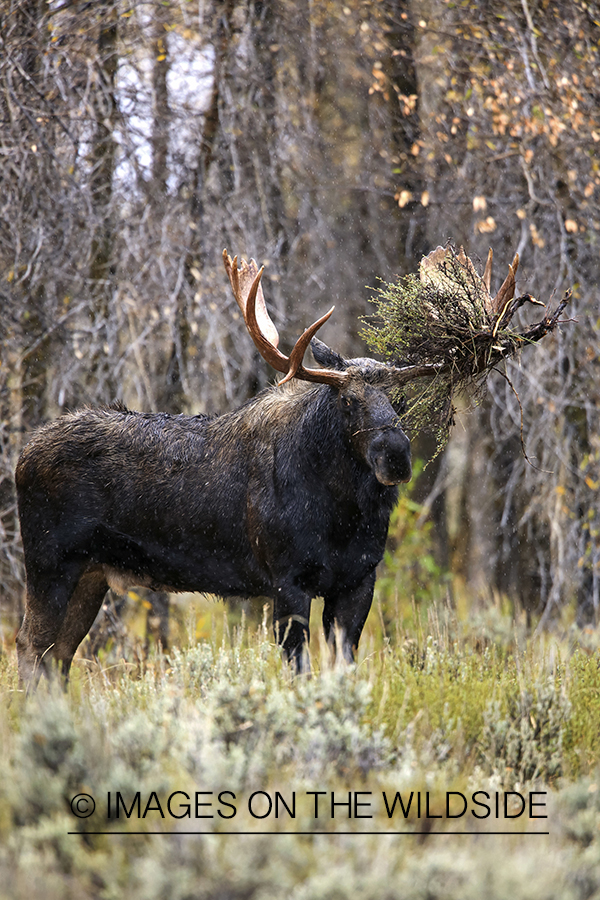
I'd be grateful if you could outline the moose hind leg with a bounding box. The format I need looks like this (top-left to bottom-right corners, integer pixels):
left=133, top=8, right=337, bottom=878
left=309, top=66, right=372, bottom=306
left=16, top=561, right=86, bottom=686
left=322, top=569, right=377, bottom=663
left=52, top=569, right=109, bottom=679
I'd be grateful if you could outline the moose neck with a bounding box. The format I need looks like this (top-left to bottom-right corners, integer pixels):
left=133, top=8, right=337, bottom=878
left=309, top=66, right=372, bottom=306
left=264, top=381, right=401, bottom=512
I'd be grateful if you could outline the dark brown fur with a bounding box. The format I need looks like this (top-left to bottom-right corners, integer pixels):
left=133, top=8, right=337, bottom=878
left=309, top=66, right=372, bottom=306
left=16, top=351, right=411, bottom=683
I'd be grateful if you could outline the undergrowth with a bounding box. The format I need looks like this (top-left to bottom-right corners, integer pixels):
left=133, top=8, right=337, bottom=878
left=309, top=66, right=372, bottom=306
left=1, top=599, right=600, bottom=899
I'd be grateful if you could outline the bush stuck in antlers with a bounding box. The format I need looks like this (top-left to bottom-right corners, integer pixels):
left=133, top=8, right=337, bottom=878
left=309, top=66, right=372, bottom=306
left=363, top=244, right=571, bottom=451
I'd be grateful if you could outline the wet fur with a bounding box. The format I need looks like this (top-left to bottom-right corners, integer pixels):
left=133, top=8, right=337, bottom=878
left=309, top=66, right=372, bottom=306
left=16, top=373, right=409, bottom=682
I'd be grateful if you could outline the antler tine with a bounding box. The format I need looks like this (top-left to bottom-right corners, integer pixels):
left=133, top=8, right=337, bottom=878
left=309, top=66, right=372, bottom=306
left=279, top=307, right=335, bottom=384
left=223, top=249, right=348, bottom=388
left=243, top=265, right=290, bottom=375
left=491, top=252, right=519, bottom=314
left=483, top=248, right=493, bottom=294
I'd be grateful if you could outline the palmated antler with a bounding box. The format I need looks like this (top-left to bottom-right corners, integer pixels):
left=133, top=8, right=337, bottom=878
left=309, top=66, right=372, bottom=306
left=223, top=250, right=349, bottom=387
left=420, top=245, right=522, bottom=318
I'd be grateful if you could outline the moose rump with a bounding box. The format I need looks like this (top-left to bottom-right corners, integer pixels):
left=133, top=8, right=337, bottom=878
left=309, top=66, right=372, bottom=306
left=15, top=252, right=414, bottom=683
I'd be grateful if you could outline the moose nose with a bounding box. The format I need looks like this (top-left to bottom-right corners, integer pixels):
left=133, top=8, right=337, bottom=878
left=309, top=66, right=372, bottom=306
left=369, top=427, right=412, bottom=485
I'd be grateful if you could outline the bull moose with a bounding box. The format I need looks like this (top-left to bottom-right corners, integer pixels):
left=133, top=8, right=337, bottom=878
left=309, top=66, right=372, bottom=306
left=16, top=251, right=435, bottom=684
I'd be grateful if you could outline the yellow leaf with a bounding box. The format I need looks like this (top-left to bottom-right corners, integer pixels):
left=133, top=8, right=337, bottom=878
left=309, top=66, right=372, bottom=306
left=395, top=189, right=412, bottom=208
left=475, top=216, right=497, bottom=234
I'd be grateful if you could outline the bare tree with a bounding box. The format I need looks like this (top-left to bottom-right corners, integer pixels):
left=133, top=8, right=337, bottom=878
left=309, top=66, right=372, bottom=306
left=2, top=0, right=598, bottom=634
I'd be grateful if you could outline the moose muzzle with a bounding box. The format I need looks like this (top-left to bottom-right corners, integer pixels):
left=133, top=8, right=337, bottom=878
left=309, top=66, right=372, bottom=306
left=367, top=426, right=412, bottom=485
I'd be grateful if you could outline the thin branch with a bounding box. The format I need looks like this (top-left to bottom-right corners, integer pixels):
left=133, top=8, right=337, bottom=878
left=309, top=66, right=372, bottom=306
left=495, top=367, right=553, bottom=473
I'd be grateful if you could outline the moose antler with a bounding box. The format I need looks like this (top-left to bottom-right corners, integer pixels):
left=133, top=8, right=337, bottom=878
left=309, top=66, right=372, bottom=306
left=223, top=250, right=350, bottom=387
left=420, top=245, right=522, bottom=319
left=224, top=250, right=443, bottom=390
left=487, top=249, right=520, bottom=316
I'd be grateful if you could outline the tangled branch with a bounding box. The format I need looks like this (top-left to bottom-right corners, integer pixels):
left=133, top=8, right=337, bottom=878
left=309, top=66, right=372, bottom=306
left=363, top=244, right=572, bottom=452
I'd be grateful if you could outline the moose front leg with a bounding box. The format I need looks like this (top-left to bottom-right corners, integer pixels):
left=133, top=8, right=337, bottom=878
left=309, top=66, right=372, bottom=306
left=272, top=583, right=312, bottom=672
left=322, top=569, right=377, bottom=663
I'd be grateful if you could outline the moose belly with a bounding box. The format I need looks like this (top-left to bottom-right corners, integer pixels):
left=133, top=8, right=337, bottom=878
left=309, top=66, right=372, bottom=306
left=91, top=521, right=270, bottom=598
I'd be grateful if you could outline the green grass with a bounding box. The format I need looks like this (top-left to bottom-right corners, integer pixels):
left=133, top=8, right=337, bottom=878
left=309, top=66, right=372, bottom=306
left=2, top=591, right=600, bottom=899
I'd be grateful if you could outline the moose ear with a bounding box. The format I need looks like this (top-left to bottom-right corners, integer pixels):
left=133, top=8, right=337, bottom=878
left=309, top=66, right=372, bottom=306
left=310, top=337, right=349, bottom=372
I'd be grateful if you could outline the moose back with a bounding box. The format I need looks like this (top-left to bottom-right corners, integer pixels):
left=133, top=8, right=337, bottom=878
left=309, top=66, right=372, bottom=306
left=16, top=252, right=417, bottom=683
